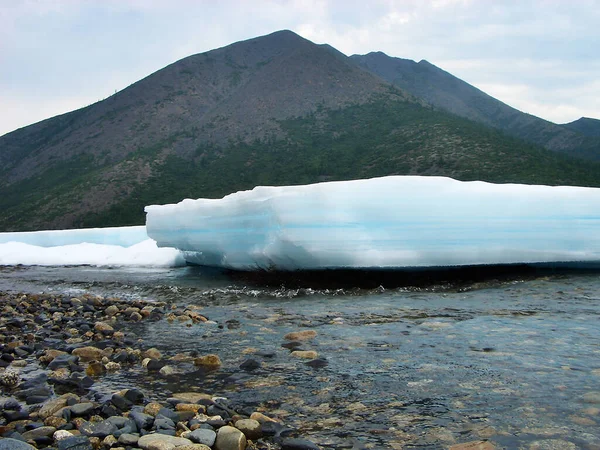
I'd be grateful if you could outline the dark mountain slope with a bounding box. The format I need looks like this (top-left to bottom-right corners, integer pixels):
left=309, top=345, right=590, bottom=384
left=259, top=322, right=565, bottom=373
left=351, top=52, right=600, bottom=160
left=2, top=31, right=600, bottom=232
left=563, top=117, right=600, bottom=137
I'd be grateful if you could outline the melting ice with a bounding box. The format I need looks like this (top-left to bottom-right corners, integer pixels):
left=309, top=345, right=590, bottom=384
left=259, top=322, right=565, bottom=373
left=145, top=176, right=600, bottom=271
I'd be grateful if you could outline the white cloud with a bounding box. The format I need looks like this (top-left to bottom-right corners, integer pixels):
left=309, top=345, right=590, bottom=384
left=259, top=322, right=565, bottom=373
left=0, top=0, right=599, bottom=135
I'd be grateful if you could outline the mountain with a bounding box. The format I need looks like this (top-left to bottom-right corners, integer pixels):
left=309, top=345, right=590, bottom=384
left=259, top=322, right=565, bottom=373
left=2, top=30, right=600, bottom=232
left=562, top=117, right=600, bottom=137
left=350, top=52, right=600, bottom=161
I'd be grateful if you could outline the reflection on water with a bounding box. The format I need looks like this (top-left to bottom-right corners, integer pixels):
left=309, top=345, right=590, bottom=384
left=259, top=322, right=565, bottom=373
left=2, top=265, right=600, bottom=448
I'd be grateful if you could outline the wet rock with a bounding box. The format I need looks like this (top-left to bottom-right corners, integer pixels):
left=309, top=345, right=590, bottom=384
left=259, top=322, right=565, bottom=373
left=143, top=348, right=162, bottom=359
left=105, top=305, right=119, bottom=316
left=57, top=435, right=94, bottom=450
left=70, top=402, right=95, bottom=417
left=291, top=350, right=318, bottom=359
left=94, top=322, right=114, bottom=335
left=130, top=410, right=154, bottom=430
left=529, top=440, right=577, bottom=450
left=21, top=426, right=57, bottom=441
left=0, top=439, right=36, bottom=449
left=281, top=437, right=321, bottom=449
left=159, top=365, right=177, bottom=376
left=118, top=433, right=140, bottom=445
left=48, top=354, right=79, bottom=370
left=171, top=392, right=213, bottom=403
left=146, top=359, right=167, bottom=372
left=79, top=419, right=118, bottom=438
left=235, top=418, right=262, bottom=440
left=72, top=346, right=104, bottom=362
left=124, top=388, right=145, bottom=404
left=0, top=369, right=20, bottom=387
left=137, top=433, right=193, bottom=449
left=250, top=412, right=279, bottom=423
left=86, top=361, right=104, bottom=376
left=4, top=409, right=30, bottom=421
left=281, top=342, right=303, bottom=350
left=144, top=402, right=163, bottom=416
left=305, top=358, right=328, bottom=368
left=53, top=429, right=75, bottom=441
left=449, top=441, right=496, bottom=450
left=215, top=425, right=246, bottom=450
left=239, top=358, right=261, bottom=371
left=194, top=354, right=222, bottom=368
left=284, top=330, right=317, bottom=341
left=583, top=392, right=600, bottom=404
left=188, top=428, right=217, bottom=446
left=111, top=393, right=133, bottom=411
left=176, top=403, right=206, bottom=414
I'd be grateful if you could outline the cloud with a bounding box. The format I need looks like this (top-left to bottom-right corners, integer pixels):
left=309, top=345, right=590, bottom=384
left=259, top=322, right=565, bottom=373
left=0, top=0, right=598, bottom=135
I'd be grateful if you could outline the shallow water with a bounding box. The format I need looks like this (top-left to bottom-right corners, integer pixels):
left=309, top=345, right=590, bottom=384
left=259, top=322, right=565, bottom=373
left=2, top=265, right=600, bottom=449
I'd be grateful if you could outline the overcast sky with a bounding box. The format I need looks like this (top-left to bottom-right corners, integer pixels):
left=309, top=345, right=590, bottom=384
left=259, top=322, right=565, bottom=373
left=1, top=0, right=599, bottom=137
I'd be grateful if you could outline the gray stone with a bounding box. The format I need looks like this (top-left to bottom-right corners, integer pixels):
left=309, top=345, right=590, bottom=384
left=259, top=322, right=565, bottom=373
left=69, top=402, right=95, bottom=416
left=281, top=437, right=321, bottom=450
left=118, top=433, right=140, bottom=445
left=130, top=409, right=154, bottom=430
left=0, top=438, right=37, bottom=450
left=188, top=428, right=217, bottom=446
left=57, top=436, right=94, bottom=450
left=79, top=419, right=118, bottom=438
left=137, top=433, right=193, bottom=449
left=235, top=418, right=262, bottom=440
left=215, top=425, right=247, bottom=450
left=21, top=426, right=57, bottom=440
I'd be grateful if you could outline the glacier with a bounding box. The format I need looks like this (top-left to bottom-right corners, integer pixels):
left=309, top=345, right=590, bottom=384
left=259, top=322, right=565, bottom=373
left=145, top=176, right=600, bottom=271
left=0, top=226, right=184, bottom=267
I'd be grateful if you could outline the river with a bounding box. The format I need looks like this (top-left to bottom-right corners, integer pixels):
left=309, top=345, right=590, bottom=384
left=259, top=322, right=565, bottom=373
left=1, top=265, right=599, bottom=449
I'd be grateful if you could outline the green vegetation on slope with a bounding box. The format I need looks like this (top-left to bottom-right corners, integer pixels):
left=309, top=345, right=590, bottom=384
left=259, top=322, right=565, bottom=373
left=76, top=98, right=600, bottom=228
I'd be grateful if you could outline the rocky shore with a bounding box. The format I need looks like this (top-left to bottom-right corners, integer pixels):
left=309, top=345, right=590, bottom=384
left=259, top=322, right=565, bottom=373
left=0, top=292, right=321, bottom=450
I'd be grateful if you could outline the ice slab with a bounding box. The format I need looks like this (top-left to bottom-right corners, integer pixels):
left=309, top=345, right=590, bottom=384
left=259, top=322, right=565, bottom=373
left=0, top=225, right=148, bottom=247
left=0, top=226, right=185, bottom=267
left=145, top=176, right=600, bottom=271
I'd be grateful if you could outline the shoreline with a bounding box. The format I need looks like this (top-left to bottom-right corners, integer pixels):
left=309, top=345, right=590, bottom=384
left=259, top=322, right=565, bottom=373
left=0, top=291, right=321, bottom=450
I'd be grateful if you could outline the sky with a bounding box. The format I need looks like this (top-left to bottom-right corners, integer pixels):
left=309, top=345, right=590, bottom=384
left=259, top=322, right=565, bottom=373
left=1, top=0, right=599, bottom=137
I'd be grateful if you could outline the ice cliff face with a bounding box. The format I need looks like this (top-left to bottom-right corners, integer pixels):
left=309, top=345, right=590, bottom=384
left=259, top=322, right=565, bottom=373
left=145, top=176, right=600, bottom=271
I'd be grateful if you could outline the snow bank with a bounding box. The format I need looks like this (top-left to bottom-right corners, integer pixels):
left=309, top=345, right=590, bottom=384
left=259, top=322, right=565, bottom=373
left=0, top=226, right=184, bottom=267
left=145, top=176, right=600, bottom=270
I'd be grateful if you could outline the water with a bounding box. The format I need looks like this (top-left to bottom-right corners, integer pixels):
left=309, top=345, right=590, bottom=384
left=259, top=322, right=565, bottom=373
left=2, top=265, right=600, bottom=448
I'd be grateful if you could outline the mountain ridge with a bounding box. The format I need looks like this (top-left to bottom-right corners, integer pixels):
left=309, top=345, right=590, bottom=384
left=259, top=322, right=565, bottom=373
left=1, top=30, right=600, bottom=232
left=350, top=51, right=600, bottom=160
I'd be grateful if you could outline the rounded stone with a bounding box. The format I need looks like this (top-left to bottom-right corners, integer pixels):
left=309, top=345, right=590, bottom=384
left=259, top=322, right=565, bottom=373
left=194, top=354, right=222, bottom=368
left=188, top=428, right=217, bottom=446
left=284, top=330, right=317, bottom=341
left=0, top=439, right=37, bottom=450
left=215, top=425, right=247, bottom=450
left=291, top=350, right=318, bottom=359
left=234, top=418, right=262, bottom=440
left=72, top=346, right=104, bottom=362
left=137, top=433, right=193, bottom=449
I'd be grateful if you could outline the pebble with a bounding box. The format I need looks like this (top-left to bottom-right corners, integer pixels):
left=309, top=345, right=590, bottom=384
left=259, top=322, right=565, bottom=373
left=137, top=433, right=194, bottom=449
left=215, top=425, right=247, bottom=450
left=291, top=350, right=319, bottom=359
left=449, top=441, right=496, bottom=450
left=194, top=354, right=222, bottom=368
left=187, top=428, right=217, bottom=446
left=284, top=330, right=317, bottom=341
left=234, top=418, right=262, bottom=439
left=0, top=439, right=37, bottom=450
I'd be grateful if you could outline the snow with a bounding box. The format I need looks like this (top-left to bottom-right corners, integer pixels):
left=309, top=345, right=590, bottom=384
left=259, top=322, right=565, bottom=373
left=145, top=176, right=600, bottom=271
left=0, top=226, right=185, bottom=267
